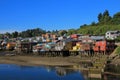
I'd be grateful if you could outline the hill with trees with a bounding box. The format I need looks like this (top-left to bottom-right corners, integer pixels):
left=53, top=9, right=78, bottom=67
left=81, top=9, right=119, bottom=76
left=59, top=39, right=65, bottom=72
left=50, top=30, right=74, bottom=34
left=70, top=10, right=120, bottom=35
left=0, top=28, right=46, bottom=38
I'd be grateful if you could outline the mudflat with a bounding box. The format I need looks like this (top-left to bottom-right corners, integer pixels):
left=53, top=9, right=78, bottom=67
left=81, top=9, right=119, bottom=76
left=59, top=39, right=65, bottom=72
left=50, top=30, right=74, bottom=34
left=0, top=55, right=92, bottom=66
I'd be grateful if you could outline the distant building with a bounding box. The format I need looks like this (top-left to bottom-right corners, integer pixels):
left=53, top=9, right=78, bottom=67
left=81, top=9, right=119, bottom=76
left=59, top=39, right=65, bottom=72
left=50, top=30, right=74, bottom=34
left=106, top=31, right=120, bottom=40
left=70, top=34, right=83, bottom=40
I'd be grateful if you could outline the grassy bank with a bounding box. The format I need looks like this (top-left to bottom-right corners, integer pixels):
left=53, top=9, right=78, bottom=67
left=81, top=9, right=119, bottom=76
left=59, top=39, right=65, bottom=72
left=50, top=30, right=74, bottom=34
left=115, top=46, right=120, bottom=55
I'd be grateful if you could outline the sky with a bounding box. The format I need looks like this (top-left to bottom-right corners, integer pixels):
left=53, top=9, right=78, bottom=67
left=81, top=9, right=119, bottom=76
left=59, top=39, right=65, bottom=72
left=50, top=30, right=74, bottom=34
left=0, top=0, right=120, bottom=33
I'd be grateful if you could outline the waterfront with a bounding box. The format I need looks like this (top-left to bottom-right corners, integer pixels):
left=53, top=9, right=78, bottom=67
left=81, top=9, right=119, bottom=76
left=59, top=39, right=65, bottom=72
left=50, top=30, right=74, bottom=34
left=0, top=53, right=108, bottom=80
left=0, top=52, right=120, bottom=80
left=0, top=64, right=85, bottom=80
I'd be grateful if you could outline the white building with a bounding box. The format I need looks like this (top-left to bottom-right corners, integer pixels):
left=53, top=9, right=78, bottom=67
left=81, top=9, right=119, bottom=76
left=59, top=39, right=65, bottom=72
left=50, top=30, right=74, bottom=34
left=106, top=30, right=120, bottom=40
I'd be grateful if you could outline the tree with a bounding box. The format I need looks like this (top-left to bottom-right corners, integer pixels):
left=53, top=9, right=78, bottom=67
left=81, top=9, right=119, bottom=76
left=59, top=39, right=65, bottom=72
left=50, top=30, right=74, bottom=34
left=5, top=32, right=11, bottom=38
left=67, top=29, right=76, bottom=35
left=12, top=31, right=18, bottom=38
left=103, top=10, right=109, bottom=17
left=98, top=10, right=111, bottom=24
left=111, top=12, right=120, bottom=25
left=47, top=30, right=51, bottom=33
left=91, top=21, right=96, bottom=26
left=98, top=13, right=103, bottom=23
left=0, top=34, right=3, bottom=39
left=19, top=28, right=46, bottom=38
left=103, top=10, right=111, bottom=24
left=58, top=30, right=67, bottom=36
left=80, top=24, right=87, bottom=28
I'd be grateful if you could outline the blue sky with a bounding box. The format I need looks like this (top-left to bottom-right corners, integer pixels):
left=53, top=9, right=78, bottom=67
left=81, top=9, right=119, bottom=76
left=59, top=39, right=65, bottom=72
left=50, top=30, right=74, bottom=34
left=0, top=0, right=120, bottom=33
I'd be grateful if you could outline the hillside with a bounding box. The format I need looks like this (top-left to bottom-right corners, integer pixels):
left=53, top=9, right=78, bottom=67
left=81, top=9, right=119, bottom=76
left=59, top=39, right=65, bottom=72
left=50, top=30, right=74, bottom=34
left=67, top=10, right=120, bottom=35
left=76, top=24, right=120, bottom=35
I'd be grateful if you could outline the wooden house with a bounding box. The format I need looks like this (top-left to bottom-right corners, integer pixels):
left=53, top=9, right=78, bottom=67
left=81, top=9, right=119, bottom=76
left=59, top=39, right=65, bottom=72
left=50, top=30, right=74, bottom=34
left=93, top=40, right=116, bottom=54
left=6, top=42, right=16, bottom=50
left=16, top=42, right=37, bottom=54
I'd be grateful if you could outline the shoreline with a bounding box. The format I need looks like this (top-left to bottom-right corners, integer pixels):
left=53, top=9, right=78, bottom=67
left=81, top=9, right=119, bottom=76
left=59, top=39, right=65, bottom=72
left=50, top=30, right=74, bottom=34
left=0, top=55, right=92, bottom=66
left=1, top=54, right=120, bottom=79
left=0, top=55, right=102, bottom=79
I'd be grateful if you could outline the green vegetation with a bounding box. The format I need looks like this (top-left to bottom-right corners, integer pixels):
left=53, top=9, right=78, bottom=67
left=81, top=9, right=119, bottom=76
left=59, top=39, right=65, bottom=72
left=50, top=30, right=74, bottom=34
left=68, top=10, right=120, bottom=35
left=114, top=46, right=120, bottom=55
left=76, top=25, right=120, bottom=35
left=19, top=28, right=46, bottom=38
left=115, top=36, right=120, bottom=42
left=0, top=28, right=46, bottom=38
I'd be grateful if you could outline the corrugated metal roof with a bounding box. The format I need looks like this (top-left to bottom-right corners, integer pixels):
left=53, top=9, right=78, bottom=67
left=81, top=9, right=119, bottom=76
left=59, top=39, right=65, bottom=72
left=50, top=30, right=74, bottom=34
left=62, top=38, right=81, bottom=42
left=91, top=36, right=105, bottom=40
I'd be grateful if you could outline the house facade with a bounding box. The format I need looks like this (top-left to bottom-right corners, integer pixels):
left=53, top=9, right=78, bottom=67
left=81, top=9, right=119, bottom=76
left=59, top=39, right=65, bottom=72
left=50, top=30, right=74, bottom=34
left=106, top=31, right=120, bottom=40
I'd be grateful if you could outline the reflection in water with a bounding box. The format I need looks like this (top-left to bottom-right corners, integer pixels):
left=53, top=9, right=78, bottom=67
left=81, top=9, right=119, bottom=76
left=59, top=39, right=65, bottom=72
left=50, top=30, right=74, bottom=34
left=55, top=67, right=76, bottom=76
left=0, top=64, right=85, bottom=80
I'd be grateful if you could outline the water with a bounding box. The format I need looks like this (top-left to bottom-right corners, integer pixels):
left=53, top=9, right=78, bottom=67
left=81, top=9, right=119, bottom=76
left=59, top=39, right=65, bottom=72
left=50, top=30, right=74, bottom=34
left=0, top=64, right=85, bottom=80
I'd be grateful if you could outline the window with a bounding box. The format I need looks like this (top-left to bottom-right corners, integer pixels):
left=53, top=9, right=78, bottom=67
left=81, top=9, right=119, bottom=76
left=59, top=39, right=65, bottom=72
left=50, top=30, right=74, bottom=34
left=107, top=32, right=109, bottom=35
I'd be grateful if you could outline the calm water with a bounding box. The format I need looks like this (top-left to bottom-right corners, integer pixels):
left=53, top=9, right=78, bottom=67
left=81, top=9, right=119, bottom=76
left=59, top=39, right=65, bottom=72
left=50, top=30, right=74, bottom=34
left=0, top=64, right=85, bottom=80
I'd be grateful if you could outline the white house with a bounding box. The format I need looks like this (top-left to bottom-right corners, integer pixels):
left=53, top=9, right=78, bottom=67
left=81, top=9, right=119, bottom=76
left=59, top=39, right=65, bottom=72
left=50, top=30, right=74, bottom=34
left=106, top=30, right=120, bottom=40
